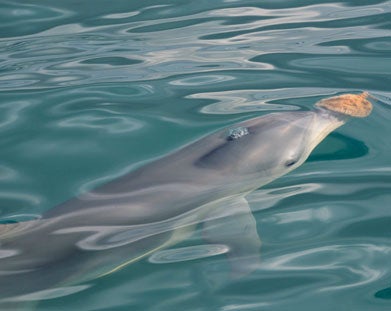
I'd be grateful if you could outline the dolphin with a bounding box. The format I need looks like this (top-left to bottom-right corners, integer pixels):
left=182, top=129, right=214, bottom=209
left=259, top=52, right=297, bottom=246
left=0, top=92, right=372, bottom=304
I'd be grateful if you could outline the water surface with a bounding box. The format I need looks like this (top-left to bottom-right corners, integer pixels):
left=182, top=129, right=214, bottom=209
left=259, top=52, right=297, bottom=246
left=0, top=0, right=390, bottom=310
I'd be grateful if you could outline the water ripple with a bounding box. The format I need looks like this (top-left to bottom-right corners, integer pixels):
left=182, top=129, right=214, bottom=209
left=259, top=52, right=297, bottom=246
left=148, top=244, right=229, bottom=264
left=5, top=285, right=90, bottom=302
left=0, top=1, right=388, bottom=91
left=195, top=87, right=342, bottom=114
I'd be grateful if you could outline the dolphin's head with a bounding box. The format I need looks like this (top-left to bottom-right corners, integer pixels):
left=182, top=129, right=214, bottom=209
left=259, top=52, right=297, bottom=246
left=223, top=110, right=341, bottom=179
left=197, top=92, right=372, bottom=190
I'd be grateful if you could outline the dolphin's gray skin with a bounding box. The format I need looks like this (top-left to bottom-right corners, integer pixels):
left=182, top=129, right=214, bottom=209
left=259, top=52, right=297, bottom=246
left=0, top=94, right=371, bottom=304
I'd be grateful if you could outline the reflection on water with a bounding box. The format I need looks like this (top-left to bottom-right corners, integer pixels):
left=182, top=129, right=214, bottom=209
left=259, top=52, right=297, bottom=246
left=0, top=0, right=390, bottom=310
left=4, top=285, right=91, bottom=303
left=149, top=244, right=230, bottom=264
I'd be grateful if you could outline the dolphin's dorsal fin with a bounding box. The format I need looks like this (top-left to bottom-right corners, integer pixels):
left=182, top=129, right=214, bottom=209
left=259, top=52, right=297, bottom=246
left=202, top=197, right=261, bottom=276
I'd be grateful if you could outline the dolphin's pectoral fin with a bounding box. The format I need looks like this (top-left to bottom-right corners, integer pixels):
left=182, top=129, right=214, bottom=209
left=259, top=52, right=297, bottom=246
left=202, top=197, right=261, bottom=276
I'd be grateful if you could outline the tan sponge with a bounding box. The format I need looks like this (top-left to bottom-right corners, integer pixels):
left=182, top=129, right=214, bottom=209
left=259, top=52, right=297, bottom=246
left=315, top=92, right=372, bottom=117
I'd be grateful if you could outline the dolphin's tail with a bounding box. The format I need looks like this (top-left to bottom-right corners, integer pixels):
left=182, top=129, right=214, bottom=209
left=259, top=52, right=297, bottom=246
left=315, top=92, right=372, bottom=117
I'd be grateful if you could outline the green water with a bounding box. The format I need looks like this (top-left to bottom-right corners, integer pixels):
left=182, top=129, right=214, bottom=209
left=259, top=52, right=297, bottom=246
left=0, top=0, right=390, bottom=310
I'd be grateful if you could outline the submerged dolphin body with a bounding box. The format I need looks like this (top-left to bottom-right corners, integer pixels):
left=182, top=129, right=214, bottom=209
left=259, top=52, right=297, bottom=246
left=0, top=93, right=371, bottom=302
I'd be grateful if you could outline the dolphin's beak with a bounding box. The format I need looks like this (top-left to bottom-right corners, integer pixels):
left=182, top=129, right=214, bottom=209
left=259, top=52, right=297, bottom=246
left=308, top=92, right=373, bottom=153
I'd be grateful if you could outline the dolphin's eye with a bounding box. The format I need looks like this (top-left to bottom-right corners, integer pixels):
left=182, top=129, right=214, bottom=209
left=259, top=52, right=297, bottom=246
left=285, top=159, right=297, bottom=167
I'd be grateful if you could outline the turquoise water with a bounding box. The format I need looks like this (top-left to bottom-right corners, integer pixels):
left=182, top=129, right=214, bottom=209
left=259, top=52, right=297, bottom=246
left=0, top=0, right=391, bottom=310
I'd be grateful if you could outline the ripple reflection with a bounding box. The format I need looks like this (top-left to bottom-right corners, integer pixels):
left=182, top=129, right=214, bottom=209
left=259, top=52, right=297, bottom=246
left=149, top=244, right=229, bottom=264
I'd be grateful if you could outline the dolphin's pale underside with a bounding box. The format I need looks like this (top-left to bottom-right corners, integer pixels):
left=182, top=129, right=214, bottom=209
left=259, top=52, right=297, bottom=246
left=0, top=92, right=372, bottom=302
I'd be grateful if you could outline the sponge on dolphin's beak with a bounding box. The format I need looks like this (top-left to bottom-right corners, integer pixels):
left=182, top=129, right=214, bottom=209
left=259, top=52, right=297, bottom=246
left=315, top=92, right=372, bottom=117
